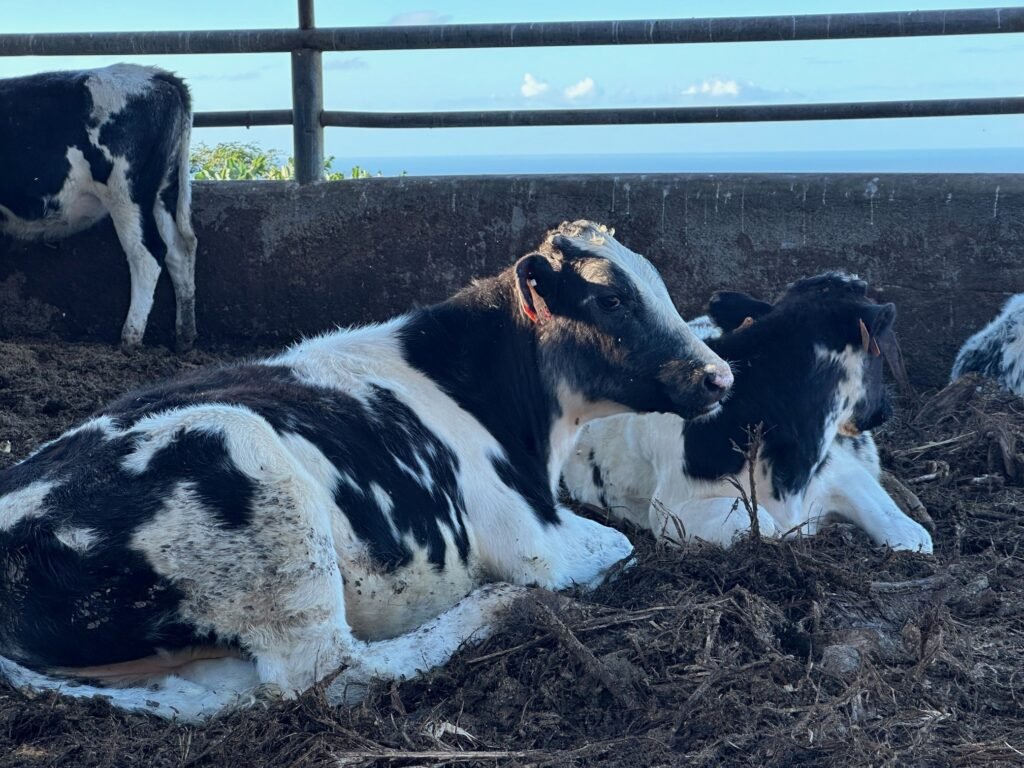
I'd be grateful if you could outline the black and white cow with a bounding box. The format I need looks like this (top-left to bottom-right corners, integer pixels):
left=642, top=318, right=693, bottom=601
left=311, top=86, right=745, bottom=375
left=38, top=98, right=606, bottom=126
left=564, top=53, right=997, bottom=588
left=951, top=294, right=1024, bottom=396
left=0, top=221, right=732, bottom=720
left=0, top=64, right=197, bottom=349
left=564, top=273, right=932, bottom=553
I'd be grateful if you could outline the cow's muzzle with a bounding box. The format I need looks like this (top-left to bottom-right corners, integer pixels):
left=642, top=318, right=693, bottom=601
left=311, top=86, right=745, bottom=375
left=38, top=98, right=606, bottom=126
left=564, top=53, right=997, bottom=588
left=658, top=359, right=734, bottom=419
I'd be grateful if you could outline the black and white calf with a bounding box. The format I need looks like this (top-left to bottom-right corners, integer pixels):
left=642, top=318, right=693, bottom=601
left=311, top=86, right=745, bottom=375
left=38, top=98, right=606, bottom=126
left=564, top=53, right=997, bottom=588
left=564, top=273, right=932, bottom=553
left=951, top=294, right=1024, bottom=396
left=0, top=221, right=732, bottom=720
left=0, top=64, right=197, bottom=349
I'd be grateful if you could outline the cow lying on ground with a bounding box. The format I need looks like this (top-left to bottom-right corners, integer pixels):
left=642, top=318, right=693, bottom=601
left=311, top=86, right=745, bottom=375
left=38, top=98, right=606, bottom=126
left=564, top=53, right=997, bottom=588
left=563, top=273, right=933, bottom=553
left=0, top=221, right=733, bottom=720
left=951, top=294, right=1024, bottom=396
left=0, top=64, right=197, bottom=350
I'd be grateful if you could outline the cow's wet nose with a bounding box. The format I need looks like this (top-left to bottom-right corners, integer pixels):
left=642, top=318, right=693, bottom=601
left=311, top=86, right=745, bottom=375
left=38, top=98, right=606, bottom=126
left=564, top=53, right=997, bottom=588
left=702, top=363, right=733, bottom=401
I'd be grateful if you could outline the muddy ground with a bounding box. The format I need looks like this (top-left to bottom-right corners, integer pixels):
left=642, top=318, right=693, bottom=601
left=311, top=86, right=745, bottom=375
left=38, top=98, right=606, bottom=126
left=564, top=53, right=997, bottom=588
left=1, top=339, right=1023, bottom=768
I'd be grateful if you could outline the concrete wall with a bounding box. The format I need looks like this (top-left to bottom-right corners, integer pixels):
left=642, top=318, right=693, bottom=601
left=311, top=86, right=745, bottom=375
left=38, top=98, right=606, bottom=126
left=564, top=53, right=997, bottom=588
left=2, top=174, right=1022, bottom=387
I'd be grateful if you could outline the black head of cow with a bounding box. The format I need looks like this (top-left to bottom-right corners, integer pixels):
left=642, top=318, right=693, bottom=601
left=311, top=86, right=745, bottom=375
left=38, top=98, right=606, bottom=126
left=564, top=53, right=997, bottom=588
left=513, top=220, right=732, bottom=420
left=708, top=272, right=898, bottom=437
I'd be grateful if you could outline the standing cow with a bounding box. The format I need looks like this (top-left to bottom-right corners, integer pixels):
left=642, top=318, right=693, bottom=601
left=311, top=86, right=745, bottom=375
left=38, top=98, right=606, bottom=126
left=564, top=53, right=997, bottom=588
left=0, top=64, right=197, bottom=350
left=0, top=221, right=732, bottom=720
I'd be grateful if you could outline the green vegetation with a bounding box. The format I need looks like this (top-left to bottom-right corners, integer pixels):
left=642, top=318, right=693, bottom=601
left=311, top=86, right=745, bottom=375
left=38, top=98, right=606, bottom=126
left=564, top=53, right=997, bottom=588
left=189, top=142, right=379, bottom=181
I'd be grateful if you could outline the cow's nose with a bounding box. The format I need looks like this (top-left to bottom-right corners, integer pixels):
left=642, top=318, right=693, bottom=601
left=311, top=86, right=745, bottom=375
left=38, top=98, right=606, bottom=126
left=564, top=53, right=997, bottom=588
left=702, top=363, right=734, bottom=400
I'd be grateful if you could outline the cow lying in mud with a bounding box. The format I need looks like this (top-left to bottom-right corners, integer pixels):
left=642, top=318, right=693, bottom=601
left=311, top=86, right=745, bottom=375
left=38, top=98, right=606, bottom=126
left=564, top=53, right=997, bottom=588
left=0, top=64, right=197, bottom=350
left=564, top=273, right=933, bottom=554
left=0, top=221, right=732, bottom=720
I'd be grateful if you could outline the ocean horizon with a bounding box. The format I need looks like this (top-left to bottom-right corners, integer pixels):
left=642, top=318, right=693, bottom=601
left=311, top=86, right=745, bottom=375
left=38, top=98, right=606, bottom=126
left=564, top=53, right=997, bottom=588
left=335, top=148, right=1024, bottom=177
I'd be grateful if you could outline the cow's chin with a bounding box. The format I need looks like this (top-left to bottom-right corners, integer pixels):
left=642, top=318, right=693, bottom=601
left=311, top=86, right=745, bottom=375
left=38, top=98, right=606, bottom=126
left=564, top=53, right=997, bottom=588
left=691, top=401, right=723, bottom=422
left=655, top=388, right=725, bottom=422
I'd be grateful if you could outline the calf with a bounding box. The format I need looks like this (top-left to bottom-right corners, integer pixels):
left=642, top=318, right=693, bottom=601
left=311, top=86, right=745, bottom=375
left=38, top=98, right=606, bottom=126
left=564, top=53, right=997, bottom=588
left=951, top=294, right=1024, bottom=395
left=564, top=273, right=932, bottom=553
left=0, top=221, right=732, bottom=720
left=0, top=64, right=197, bottom=349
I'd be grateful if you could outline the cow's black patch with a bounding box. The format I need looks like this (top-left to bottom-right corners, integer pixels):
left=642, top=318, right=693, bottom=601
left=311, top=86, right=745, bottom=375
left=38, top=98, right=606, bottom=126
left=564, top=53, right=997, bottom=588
left=399, top=283, right=561, bottom=526
left=0, top=72, right=97, bottom=221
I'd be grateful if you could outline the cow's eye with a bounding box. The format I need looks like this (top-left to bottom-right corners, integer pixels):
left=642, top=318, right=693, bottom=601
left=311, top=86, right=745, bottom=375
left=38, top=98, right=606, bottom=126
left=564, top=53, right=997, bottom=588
left=596, top=295, right=622, bottom=311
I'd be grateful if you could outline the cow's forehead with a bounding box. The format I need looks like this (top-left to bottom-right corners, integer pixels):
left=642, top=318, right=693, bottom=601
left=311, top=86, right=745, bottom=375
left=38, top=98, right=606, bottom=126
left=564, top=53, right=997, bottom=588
left=556, top=225, right=681, bottom=327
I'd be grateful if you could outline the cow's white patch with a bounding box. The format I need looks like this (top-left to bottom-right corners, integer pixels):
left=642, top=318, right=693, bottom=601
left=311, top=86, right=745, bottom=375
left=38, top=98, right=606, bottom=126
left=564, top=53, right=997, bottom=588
left=53, top=526, right=98, bottom=553
left=547, top=385, right=630, bottom=496
left=0, top=480, right=54, bottom=532
left=85, top=63, right=154, bottom=124
left=815, top=344, right=867, bottom=441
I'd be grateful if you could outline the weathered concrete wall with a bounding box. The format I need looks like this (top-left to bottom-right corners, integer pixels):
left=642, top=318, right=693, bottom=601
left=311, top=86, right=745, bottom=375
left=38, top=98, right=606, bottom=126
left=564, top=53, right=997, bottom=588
left=2, top=174, right=1022, bottom=387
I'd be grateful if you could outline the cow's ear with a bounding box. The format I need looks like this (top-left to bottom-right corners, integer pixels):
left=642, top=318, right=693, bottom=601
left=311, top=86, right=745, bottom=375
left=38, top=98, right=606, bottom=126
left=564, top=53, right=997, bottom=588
left=861, top=302, right=896, bottom=336
left=515, top=253, right=559, bottom=324
left=708, top=291, right=773, bottom=332
left=858, top=302, right=896, bottom=356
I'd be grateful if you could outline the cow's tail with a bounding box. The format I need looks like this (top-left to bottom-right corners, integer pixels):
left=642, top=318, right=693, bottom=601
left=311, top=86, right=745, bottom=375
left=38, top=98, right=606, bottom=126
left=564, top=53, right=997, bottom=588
left=169, top=74, right=197, bottom=253
left=0, top=654, right=243, bottom=722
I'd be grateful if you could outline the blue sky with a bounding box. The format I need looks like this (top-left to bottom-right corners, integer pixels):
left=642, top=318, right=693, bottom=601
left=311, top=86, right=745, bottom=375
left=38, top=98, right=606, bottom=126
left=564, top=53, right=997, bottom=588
left=2, top=1, right=1023, bottom=171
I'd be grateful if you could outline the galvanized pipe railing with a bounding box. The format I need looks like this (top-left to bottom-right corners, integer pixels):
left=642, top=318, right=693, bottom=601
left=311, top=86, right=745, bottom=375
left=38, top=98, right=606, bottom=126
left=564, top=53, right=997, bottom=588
left=193, top=97, right=1024, bottom=130
left=290, top=0, right=323, bottom=183
left=1, top=8, right=1021, bottom=55
left=4, top=5, right=1022, bottom=182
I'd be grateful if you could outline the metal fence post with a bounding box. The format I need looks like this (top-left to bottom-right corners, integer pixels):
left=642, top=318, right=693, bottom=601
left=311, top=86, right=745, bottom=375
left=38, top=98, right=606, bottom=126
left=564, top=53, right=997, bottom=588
left=291, top=0, right=323, bottom=183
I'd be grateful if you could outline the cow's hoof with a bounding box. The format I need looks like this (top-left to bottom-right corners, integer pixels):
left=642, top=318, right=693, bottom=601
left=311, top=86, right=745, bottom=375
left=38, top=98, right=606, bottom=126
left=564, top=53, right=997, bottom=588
left=254, top=682, right=285, bottom=703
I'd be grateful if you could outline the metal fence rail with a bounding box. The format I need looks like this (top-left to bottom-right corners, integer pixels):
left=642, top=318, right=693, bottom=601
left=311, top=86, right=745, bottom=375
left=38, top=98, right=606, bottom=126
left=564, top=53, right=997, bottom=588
left=2, top=3, right=1022, bottom=182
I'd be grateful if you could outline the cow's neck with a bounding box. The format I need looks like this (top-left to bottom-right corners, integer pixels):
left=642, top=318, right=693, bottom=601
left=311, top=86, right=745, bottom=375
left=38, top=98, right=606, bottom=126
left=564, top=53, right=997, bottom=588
left=398, top=276, right=565, bottom=492
left=547, top=385, right=630, bottom=495
left=685, top=336, right=844, bottom=501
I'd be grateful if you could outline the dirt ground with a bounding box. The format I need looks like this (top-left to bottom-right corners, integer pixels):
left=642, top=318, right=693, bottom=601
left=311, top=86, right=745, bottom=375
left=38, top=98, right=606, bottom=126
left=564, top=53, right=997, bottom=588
left=1, top=339, right=1023, bottom=768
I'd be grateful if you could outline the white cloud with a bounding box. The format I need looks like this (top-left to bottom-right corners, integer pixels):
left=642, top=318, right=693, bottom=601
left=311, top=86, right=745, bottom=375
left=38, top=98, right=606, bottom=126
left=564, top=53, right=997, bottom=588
left=521, top=73, right=550, bottom=98
left=683, top=78, right=742, bottom=98
left=325, top=56, right=368, bottom=72
left=388, top=10, right=452, bottom=26
left=564, top=77, right=596, bottom=101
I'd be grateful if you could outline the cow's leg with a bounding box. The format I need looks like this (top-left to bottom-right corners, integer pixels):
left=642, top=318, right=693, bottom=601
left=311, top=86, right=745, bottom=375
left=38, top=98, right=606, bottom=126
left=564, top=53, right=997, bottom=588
left=154, top=196, right=197, bottom=352
left=129, top=408, right=358, bottom=698
left=809, top=465, right=933, bottom=553
left=649, top=496, right=779, bottom=548
left=327, top=583, right=527, bottom=705
left=107, top=200, right=162, bottom=347
left=528, top=507, right=635, bottom=590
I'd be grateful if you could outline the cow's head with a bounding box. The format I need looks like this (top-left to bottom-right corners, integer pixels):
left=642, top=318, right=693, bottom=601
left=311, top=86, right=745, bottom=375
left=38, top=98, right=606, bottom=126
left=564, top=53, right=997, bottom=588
left=514, top=221, right=732, bottom=421
left=708, top=272, right=898, bottom=437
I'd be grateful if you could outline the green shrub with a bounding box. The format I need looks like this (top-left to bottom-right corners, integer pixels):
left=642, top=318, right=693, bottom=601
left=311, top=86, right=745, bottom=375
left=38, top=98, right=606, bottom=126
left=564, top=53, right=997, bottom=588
left=190, top=142, right=378, bottom=181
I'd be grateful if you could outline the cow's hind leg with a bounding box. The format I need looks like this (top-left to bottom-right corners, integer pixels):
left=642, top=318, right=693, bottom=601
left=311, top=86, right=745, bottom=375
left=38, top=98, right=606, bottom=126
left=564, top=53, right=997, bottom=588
left=327, top=583, right=528, bottom=705
left=129, top=408, right=359, bottom=702
left=155, top=184, right=197, bottom=351
left=107, top=199, right=162, bottom=347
